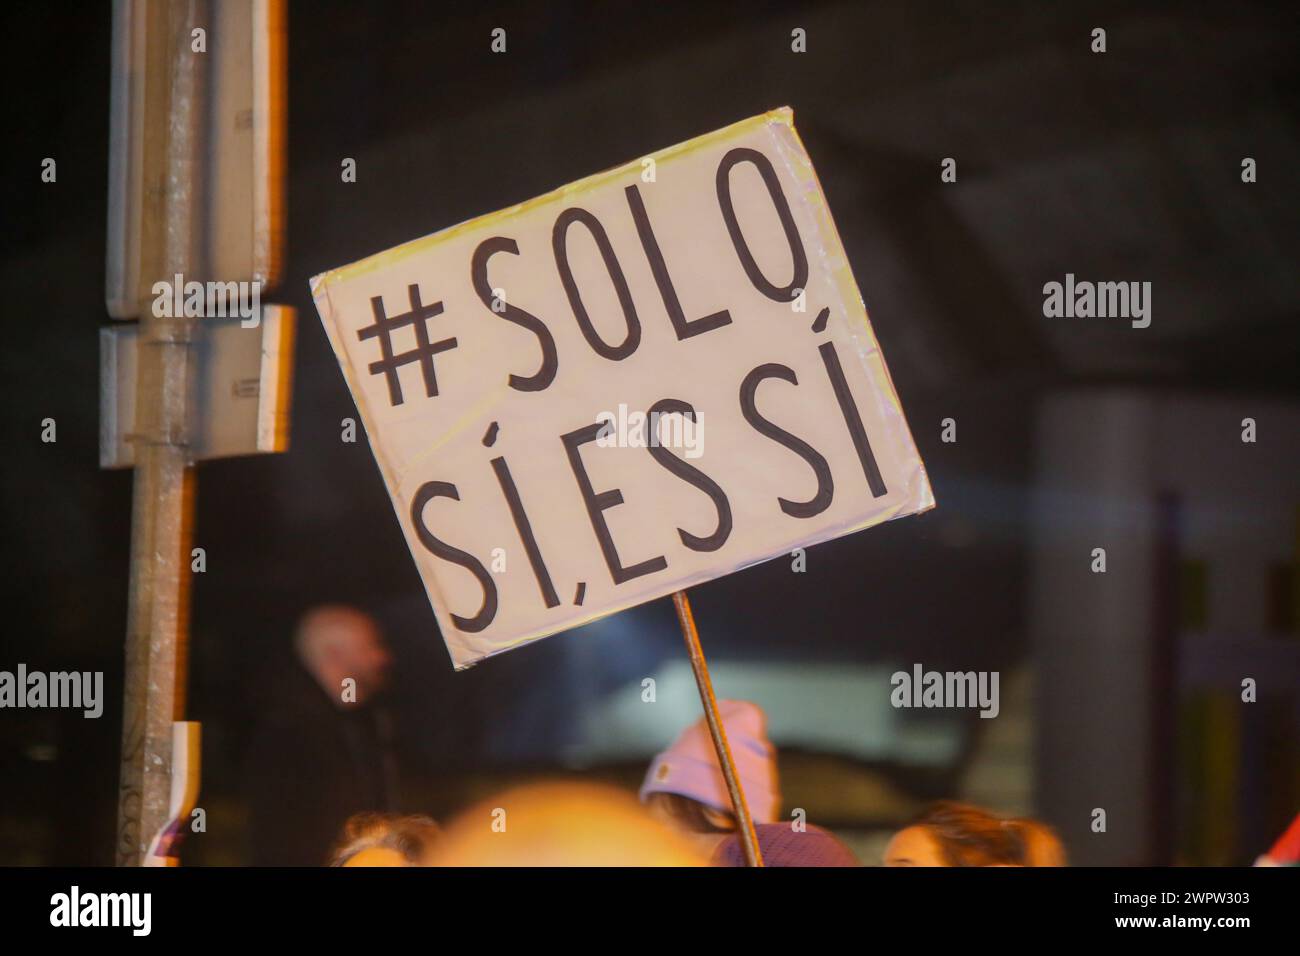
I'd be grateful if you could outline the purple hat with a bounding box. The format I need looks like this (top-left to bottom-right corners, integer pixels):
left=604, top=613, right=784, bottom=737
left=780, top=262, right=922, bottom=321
left=639, top=700, right=780, bottom=824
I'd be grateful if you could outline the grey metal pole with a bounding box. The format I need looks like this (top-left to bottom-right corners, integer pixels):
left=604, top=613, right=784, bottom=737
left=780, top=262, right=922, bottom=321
left=116, top=0, right=206, bottom=866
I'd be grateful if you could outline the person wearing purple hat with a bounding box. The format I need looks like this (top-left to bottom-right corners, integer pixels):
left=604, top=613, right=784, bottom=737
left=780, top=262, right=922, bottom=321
left=639, top=699, right=859, bottom=867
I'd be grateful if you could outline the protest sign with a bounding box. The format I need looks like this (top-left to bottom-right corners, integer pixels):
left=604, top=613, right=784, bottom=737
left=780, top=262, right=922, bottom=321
left=312, top=107, right=933, bottom=669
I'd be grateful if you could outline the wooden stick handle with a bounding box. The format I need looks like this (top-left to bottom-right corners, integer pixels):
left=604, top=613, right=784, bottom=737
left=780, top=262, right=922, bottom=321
left=671, top=590, right=764, bottom=867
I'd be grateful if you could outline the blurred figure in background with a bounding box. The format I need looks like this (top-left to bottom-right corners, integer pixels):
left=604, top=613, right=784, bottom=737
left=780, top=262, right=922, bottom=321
left=245, top=605, right=398, bottom=865
left=330, top=812, right=441, bottom=867
left=1012, top=817, right=1067, bottom=866
left=711, top=823, right=860, bottom=868
left=884, top=801, right=1019, bottom=866
left=430, top=782, right=705, bottom=866
left=884, top=800, right=1065, bottom=866
left=639, top=699, right=858, bottom=866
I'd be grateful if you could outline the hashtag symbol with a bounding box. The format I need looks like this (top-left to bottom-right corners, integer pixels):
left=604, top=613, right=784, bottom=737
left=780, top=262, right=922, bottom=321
left=357, top=283, right=458, bottom=407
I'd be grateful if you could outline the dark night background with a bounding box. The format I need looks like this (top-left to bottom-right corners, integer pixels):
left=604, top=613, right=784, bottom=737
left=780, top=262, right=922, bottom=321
left=1, top=0, right=1297, bottom=866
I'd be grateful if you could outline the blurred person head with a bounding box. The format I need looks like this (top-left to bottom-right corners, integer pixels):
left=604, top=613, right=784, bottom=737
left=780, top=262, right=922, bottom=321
left=294, top=605, right=392, bottom=707
left=330, top=812, right=441, bottom=867
left=428, top=781, right=706, bottom=866
left=638, top=700, right=779, bottom=858
left=1009, top=817, right=1067, bottom=866
left=884, top=801, right=1026, bottom=867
